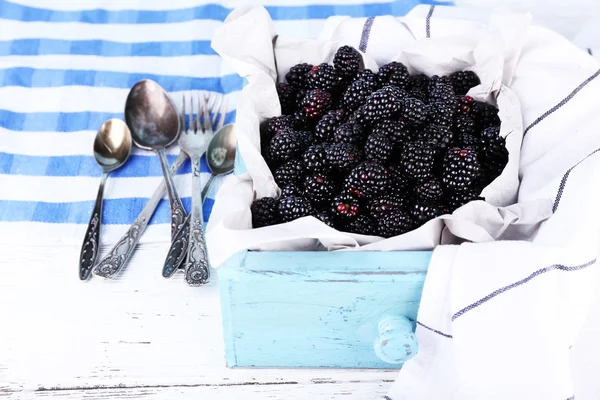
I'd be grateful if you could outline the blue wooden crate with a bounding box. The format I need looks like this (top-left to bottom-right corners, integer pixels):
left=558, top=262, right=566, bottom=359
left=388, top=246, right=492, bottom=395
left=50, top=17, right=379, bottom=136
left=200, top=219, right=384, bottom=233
left=218, top=249, right=432, bottom=369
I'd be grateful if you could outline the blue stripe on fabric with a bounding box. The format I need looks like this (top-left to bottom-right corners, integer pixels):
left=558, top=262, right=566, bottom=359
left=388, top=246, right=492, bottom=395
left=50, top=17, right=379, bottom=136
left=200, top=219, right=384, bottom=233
left=0, top=109, right=236, bottom=132
left=0, top=0, right=446, bottom=23
left=0, top=153, right=217, bottom=178
left=0, top=67, right=244, bottom=91
left=0, top=38, right=217, bottom=57
left=0, top=196, right=215, bottom=225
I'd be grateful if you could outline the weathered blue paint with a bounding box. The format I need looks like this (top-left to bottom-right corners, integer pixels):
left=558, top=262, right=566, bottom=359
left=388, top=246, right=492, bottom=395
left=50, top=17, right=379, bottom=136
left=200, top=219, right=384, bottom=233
left=218, top=250, right=432, bottom=369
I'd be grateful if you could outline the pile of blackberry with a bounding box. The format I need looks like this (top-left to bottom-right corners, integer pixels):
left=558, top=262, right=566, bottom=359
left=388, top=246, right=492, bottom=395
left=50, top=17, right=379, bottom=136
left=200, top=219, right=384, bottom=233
left=251, top=46, right=508, bottom=238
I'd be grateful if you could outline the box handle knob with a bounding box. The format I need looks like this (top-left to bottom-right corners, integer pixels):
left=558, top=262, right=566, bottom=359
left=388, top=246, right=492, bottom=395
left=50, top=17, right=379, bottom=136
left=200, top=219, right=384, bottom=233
left=373, top=314, right=418, bottom=364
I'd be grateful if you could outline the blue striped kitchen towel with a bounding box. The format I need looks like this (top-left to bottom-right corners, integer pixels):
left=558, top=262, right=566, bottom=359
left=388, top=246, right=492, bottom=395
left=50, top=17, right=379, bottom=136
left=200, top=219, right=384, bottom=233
left=0, top=0, right=447, bottom=246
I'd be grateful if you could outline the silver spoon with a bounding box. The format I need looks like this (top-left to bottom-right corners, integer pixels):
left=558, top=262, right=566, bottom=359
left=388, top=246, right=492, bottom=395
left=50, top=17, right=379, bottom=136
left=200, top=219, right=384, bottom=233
left=201, top=123, right=237, bottom=200
left=93, top=79, right=184, bottom=279
left=161, top=123, right=236, bottom=280
left=79, top=118, right=132, bottom=280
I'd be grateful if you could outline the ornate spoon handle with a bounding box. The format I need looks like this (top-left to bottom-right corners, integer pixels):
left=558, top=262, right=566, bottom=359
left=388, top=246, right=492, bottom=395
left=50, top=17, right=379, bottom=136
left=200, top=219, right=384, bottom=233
left=92, top=152, right=188, bottom=279
left=184, top=155, right=210, bottom=286
left=161, top=213, right=191, bottom=278
left=79, top=172, right=108, bottom=280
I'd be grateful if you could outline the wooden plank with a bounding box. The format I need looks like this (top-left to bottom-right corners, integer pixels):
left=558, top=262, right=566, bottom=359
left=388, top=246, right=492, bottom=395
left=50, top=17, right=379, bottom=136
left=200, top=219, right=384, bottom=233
left=0, top=244, right=399, bottom=392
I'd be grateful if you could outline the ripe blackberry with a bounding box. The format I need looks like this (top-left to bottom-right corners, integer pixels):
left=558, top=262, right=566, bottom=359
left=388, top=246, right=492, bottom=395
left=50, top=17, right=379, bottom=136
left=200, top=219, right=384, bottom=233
left=278, top=196, right=315, bottom=222
left=381, top=85, right=408, bottom=100
left=480, top=126, right=507, bottom=163
left=449, top=70, right=480, bottom=95
left=429, top=101, right=455, bottom=127
left=296, top=131, right=314, bottom=149
left=303, top=144, right=329, bottom=172
left=411, top=203, right=448, bottom=225
left=428, top=76, right=455, bottom=103
left=471, top=101, right=500, bottom=129
left=354, top=69, right=380, bottom=89
left=316, top=212, right=335, bottom=228
left=456, top=95, right=475, bottom=115
left=400, top=98, right=429, bottom=126
left=377, top=61, right=410, bottom=89
left=442, top=147, right=481, bottom=191
left=285, top=63, right=313, bottom=89
left=262, top=115, right=294, bottom=144
left=276, top=83, right=297, bottom=115
left=369, top=194, right=410, bottom=219
left=291, top=111, right=312, bottom=131
left=377, top=210, right=413, bottom=238
left=342, top=80, right=375, bottom=112
left=330, top=193, right=363, bottom=223
left=281, top=183, right=302, bottom=198
left=448, top=188, right=484, bottom=210
left=457, top=133, right=480, bottom=149
left=418, top=124, right=453, bottom=151
left=334, top=122, right=367, bottom=146
left=364, top=132, right=393, bottom=163
left=453, top=115, right=477, bottom=137
left=334, top=45, right=361, bottom=83
left=415, top=179, right=443, bottom=203
left=387, top=164, right=412, bottom=195
left=267, top=129, right=306, bottom=162
left=326, top=142, right=361, bottom=172
left=301, top=89, right=332, bottom=120
left=372, top=119, right=410, bottom=145
left=344, top=161, right=389, bottom=199
left=295, top=88, right=308, bottom=110
left=346, top=215, right=376, bottom=235
left=251, top=197, right=279, bottom=228
left=357, top=88, right=402, bottom=125
left=314, top=109, right=347, bottom=142
left=273, top=159, right=304, bottom=187
left=400, top=141, right=437, bottom=183
left=306, top=63, right=341, bottom=91
left=408, top=74, right=430, bottom=102
left=304, top=173, right=339, bottom=205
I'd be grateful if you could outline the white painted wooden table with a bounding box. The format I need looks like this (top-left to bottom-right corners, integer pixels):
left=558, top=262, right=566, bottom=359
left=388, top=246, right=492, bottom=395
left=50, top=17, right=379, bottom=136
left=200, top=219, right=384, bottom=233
left=1, top=242, right=600, bottom=399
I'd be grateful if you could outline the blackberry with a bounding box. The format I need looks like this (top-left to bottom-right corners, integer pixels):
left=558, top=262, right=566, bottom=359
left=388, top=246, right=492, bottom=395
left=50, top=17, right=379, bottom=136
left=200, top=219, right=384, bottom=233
left=357, top=88, right=402, bottom=125
left=296, top=130, right=314, bottom=149
left=354, top=69, right=380, bottom=91
left=285, top=63, right=313, bottom=89
left=408, top=74, right=430, bottom=102
left=273, top=159, right=304, bottom=187
left=429, top=101, right=455, bottom=127
left=453, top=115, right=477, bottom=137
left=448, top=188, right=484, bottom=210
left=346, top=215, right=376, bottom=235
left=303, top=144, right=329, bottom=172
left=326, top=142, right=361, bottom=172
left=442, top=147, right=481, bottom=191
left=456, top=95, right=475, bottom=115
left=387, top=164, right=412, bottom=195
left=369, top=194, right=410, bottom=219
left=471, top=101, right=500, bottom=129
left=372, top=119, right=410, bottom=145
left=400, top=141, right=437, bottom=182
left=377, top=61, right=410, bottom=89
left=306, top=63, right=341, bottom=92
left=267, top=129, right=306, bottom=162
left=479, top=126, right=508, bottom=164
left=334, top=45, right=361, bottom=83
left=315, top=212, right=335, bottom=228
left=277, top=196, right=315, bottom=222
left=342, top=80, right=375, bottom=112
left=330, top=193, right=363, bottom=223
left=291, top=111, right=313, bottom=131
left=418, top=124, right=453, bottom=151
left=377, top=210, right=413, bottom=238
left=276, top=83, right=297, bottom=115
left=344, top=161, right=389, bottom=199
left=415, top=179, right=444, bottom=203
left=457, top=133, right=480, bottom=148
left=411, top=203, right=448, bottom=225
left=301, top=89, right=333, bottom=120
left=449, top=70, right=480, bottom=96
left=314, top=109, right=347, bottom=142
left=400, top=98, right=429, bottom=126
left=364, top=132, right=393, bottom=163
left=281, top=183, right=302, bottom=198
left=262, top=115, right=294, bottom=145
left=334, top=122, right=367, bottom=146
left=381, top=85, right=408, bottom=100
left=251, top=197, right=279, bottom=228
left=428, top=76, right=455, bottom=103
left=304, top=173, right=339, bottom=205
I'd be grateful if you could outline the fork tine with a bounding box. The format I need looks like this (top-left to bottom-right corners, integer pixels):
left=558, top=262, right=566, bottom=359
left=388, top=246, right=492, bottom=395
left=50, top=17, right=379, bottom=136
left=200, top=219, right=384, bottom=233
left=216, top=97, right=228, bottom=131
left=202, top=92, right=211, bottom=133
left=210, top=93, right=223, bottom=126
left=180, top=93, right=186, bottom=132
